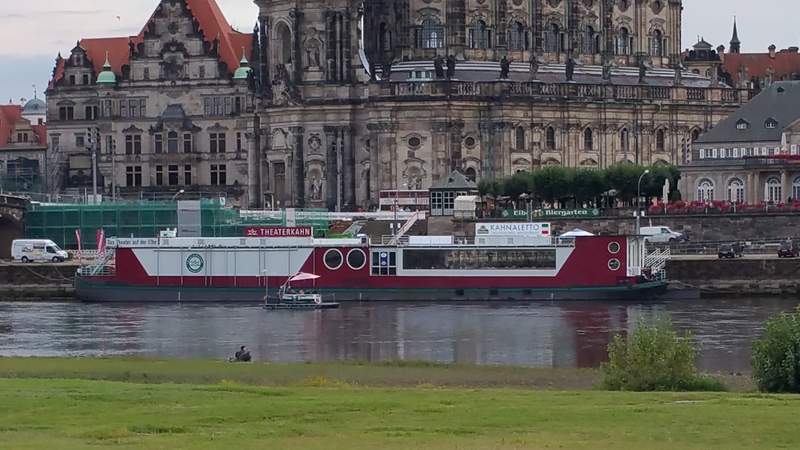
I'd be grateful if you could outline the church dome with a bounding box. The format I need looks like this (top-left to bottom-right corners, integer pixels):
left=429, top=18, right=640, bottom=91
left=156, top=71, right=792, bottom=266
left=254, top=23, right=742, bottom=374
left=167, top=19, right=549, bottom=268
left=22, top=97, right=46, bottom=115
left=96, top=52, right=117, bottom=85
left=233, top=50, right=252, bottom=80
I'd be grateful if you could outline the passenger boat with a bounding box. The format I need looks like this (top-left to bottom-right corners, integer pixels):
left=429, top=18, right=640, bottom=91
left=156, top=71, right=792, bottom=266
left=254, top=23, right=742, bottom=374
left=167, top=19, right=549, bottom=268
left=75, top=228, right=667, bottom=303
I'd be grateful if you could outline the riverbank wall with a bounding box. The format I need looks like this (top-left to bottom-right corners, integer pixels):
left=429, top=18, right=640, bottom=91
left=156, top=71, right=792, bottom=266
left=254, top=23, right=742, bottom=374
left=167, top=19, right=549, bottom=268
left=667, top=258, right=800, bottom=297
left=0, top=263, right=77, bottom=301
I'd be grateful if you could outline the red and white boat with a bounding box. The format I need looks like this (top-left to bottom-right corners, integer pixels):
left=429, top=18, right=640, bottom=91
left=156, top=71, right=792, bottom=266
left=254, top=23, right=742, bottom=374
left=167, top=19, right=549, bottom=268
left=75, top=226, right=668, bottom=302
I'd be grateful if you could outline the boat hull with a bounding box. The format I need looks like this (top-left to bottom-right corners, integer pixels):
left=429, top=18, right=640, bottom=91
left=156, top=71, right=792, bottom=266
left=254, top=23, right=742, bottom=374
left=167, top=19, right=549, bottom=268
left=75, top=278, right=669, bottom=303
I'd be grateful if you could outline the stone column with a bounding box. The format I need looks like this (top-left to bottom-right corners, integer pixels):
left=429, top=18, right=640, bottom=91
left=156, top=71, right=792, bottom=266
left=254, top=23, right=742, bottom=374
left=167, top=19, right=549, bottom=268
left=753, top=172, right=761, bottom=204
left=781, top=170, right=789, bottom=202
left=290, top=8, right=304, bottom=84
left=342, top=126, right=356, bottom=210
left=246, top=130, right=258, bottom=208
left=431, top=121, right=450, bottom=183
left=450, top=121, right=465, bottom=172
left=289, top=126, right=305, bottom=208
left=324, top=126, right=339, bottom=211
left=479, top=121, right=494, bottom=179
left=746, top=172, right=754, bottom=204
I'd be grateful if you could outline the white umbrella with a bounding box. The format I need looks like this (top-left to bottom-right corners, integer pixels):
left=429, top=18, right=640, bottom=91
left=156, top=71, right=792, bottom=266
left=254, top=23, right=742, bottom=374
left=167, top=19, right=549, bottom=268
left=560, top=228, right=595, bottom=238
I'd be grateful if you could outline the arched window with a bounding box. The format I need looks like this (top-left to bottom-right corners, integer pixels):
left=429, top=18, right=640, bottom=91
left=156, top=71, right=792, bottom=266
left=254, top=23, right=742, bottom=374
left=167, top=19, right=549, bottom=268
left=616, top=27, right=630, bottom=55
left=728, top=178, right=745, bottom=204
left=276, top=23, right=292, bottom=64
left=167, top=131, right=179, bottom=154
left=546, top=24, right=561, bottom=53
left=546, top=127, right=556, bottom=150
left=469, top=20, right=490, bottom=49
left=656, top=129, right=666, bottom=152
left=584, top=128, right=594, bottom=150
left=697, top=179, right=715, bottom=202
left=583, top=26, right=596, bottom=54
left=508, top=22, right=527, bottom=50
left=650, top=30, right=664, bottom=57
left=515, top=126, right=526, bottom=150
left=766, top=177, right=783, bottom=203
left=793, top=176, right=800, bottom=201
left=465, top=167, right=477, bottom=182
left=418, top=17, right=443, bottom=49
left=379, top=23, right=392, bottom=51
left=691, top=128, right=701, bottom=141
left=620, top=128, right=630, bottom=153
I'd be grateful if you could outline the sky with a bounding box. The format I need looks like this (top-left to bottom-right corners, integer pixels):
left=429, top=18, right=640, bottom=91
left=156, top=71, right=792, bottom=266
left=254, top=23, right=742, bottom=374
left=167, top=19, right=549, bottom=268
left=0, top=0, right=797, bottom=103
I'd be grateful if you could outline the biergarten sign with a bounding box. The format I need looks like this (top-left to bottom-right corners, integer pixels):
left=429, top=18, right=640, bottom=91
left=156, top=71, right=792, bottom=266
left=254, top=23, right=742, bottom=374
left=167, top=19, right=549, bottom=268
left=536, top=208, right=601, bottom=218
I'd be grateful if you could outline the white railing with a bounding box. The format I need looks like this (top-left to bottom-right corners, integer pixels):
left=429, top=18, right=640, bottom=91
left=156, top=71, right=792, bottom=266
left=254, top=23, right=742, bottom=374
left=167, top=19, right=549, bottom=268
left=643, top=247, right=671, bottom=279
left=389, top=211, right=426, bottom=245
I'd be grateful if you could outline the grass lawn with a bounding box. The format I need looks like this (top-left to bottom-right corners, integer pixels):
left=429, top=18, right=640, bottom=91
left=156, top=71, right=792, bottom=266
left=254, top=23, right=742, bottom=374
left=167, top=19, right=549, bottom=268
left=1, top=358, right=796, bottom=449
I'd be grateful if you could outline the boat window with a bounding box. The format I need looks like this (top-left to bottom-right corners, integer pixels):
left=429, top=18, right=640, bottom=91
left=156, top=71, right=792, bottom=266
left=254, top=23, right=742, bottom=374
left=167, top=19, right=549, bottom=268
left=371, top=251, right=397, bottom=276
left=347, top=249, right=367, bottom=270
left=324, top=249, right=344, bottom=270
left=402, top=249, right=557, bottom=270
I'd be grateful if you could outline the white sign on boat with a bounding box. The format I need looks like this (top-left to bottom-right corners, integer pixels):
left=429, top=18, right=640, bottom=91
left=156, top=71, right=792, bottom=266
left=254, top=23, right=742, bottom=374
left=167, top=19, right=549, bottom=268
left=475, top=222, right=552, bottom=237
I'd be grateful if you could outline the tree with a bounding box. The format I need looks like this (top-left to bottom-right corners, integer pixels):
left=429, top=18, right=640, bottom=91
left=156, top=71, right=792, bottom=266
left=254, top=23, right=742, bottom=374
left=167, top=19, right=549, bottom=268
left=532, top=166, right=571, bottom=204
left=573, top=168, right=608, bottom=206
left=605, top=163, right=647, bottom=204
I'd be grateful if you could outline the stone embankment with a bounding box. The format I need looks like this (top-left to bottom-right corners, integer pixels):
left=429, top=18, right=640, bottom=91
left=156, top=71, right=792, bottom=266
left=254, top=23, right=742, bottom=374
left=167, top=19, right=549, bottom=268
left=0, top=263, right=77, bottom=301
left=667, top=258, right=800, bottom=297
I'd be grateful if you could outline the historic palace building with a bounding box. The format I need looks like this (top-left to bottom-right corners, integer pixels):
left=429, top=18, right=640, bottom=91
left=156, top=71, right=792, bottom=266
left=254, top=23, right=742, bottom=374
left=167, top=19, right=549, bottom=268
left=47, top=0, right=751, bottom=209
left=46, top=0, right=256, bottom=203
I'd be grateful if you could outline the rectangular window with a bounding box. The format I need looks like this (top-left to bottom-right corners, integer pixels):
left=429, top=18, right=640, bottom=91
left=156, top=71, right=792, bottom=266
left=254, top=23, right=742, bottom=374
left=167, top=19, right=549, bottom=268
left=75, top=134, right=85, bottom=147
left=156, top=165, right=164, bottom=186
left=59, top=107, right=74, bottom=121
left=224, top=97, right=233, bottom=115
left=105, top=136, right=113, bottom=154
left=125, top=135, right=134, bottom=155
left=129, top=100, right=138, bottom=118
left=82, top=74, right=90, bottom=85
left=154, top=134, right=163, bottom=153
left=371, top=251, right=397, bottom=276
left=183, top=133, right=193, bottom=153
left=126, top=166, right=142, bottom=187
left=210, top=164, right=227, bottom=185
left=210, top=133, right=226, bottom=153
left=234, top=96, right=242, bottom=114
left=213, top=97, right=222, bottom=116
left=84, top=106, right=98, bottom=121
left=143, top=67, right=150, bottom=80
left=139, top=99, right=146, bottom=117
left=403, top=249, right=557, bottom=271
left=125, top=135, right=142, bottom=155
left=168, top=165, right=179, bottom=186
left=120, top=100, right=127, bottom=118
left=102, top=100, right=113, bottom=118
left=204, top=98, right=212, bottom=116
left=199, top=65, right=206, bottom=78
left=184, top=165, right=192, bottom=185
left=236, top=132, right=243, bottom=152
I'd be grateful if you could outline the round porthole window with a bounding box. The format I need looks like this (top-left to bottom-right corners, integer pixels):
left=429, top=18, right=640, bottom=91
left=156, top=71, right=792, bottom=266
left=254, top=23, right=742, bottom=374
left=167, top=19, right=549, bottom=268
left=324, top=249, right=344, bottom=270
left=608, top=259, right=621, bottom=271
left=408, top=136, right=422, bottom=148
left=347, top=249, right=367, bottom=270
left=608, top=242, right=621, bottom=254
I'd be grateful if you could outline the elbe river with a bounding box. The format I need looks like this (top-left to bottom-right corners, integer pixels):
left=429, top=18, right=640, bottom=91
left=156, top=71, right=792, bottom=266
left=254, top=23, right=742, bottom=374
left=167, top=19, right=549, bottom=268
left=1, top=298, right=797, bottom=373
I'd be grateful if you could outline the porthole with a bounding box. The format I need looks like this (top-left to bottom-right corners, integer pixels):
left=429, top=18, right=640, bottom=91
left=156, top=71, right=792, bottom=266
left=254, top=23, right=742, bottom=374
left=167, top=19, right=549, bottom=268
left=608, top=242, right=621, bottom=254
left=324, top=249, right=344, bottom=270
left=608, top=259, right=621, bottom=271
left=347, top=248, right=367, bottom=270
left=408, top=136, right=422, bottom=148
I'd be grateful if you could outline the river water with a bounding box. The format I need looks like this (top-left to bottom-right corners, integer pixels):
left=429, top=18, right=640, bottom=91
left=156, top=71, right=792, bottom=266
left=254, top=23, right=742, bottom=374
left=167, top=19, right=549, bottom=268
left=0, top=298, right=796, bottom=373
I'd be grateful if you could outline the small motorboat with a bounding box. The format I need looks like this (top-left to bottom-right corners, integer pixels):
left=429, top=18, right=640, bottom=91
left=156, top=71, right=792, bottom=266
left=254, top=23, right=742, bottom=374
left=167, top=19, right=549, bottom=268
left=263, top=272, right=340, bottom=310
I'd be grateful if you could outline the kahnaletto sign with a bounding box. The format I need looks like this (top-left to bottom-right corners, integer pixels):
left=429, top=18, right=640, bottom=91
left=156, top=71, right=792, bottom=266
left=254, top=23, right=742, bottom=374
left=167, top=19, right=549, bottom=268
left=475, top=222, right=551, bottom=237
left=244, top=227, right=313, bottom=238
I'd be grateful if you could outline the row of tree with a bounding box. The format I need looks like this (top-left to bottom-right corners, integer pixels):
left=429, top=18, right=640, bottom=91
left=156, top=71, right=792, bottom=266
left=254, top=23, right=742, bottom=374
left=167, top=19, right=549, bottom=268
left=478, top=164, right=681, bottom=206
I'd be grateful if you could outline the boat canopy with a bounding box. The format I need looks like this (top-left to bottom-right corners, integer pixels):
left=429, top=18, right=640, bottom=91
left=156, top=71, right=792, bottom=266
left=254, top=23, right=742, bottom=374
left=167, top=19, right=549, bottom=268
left=290, top=272, right=321, bottom=282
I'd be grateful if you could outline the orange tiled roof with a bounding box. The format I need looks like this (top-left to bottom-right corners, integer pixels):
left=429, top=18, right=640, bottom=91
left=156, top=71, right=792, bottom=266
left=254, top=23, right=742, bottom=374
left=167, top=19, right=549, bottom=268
left=51, top=0, right=252, bottom=85
left=723, top=52, right=800, bottom=85
left=0, top=105, right=24, bottom=147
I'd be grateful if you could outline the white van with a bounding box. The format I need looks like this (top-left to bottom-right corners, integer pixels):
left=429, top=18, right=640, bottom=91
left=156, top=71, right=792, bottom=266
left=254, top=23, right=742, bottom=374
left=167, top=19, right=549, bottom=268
left=11, top=239, right=69, bottom=263
left=640, top=226, right=684, bottom=244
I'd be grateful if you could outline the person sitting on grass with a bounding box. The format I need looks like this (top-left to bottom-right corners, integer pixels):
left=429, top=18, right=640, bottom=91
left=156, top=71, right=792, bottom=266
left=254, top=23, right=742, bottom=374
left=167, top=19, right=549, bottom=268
left=234, top=346, right=251, bottom=362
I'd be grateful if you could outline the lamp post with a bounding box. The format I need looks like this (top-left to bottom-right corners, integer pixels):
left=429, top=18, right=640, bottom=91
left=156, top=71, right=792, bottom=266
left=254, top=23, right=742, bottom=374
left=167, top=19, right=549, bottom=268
left=171, top=189, right=186, bottom=201
left=636, top=169, right=650, bottom=236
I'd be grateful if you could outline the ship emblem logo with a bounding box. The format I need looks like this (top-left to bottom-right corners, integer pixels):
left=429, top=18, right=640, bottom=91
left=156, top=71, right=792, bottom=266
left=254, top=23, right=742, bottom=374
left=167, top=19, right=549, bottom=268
left=186, top=254, right=205, bottom=274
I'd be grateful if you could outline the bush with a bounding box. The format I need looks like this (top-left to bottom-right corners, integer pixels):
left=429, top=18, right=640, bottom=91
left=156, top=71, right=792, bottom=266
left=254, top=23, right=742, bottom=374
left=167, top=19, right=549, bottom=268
left=602, top=316, right=724, bottom=391
left=752, top=307, right=800, bottom=393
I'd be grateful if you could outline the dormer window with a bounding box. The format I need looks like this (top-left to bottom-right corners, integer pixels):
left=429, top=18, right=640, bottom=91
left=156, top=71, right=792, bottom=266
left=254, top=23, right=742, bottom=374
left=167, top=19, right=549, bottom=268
left=736, top=119, right=749, bottom=130
left=765, top=118, right=779, bottom=129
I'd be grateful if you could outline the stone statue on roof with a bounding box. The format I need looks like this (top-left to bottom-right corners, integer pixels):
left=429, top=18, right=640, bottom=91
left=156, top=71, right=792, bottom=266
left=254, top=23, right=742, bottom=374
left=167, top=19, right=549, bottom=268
left=446, top=55, right=456, bottom=79
left=529, top=55, right=540, bottom=81
left=500, top=56, right=511, bottom=79
left=565, top=57, right=575, bottom=82
left=434, top=55, right=445, bottom=79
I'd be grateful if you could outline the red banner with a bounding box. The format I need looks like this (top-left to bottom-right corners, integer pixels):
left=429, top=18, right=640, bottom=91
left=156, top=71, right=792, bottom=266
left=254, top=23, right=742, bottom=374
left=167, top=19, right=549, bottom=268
left=244, top=227, right=312, bottom=238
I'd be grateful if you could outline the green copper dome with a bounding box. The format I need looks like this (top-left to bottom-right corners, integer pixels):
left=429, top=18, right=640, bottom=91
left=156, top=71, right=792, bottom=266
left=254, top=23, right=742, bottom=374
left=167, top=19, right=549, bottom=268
left=233, top=49, right=252, bottom=80
left=96, top=52, right=117, bottom=85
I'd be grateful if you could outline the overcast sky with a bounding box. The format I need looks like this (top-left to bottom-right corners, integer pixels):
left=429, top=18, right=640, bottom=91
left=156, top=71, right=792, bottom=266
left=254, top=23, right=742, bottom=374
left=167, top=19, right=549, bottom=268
left=1, top=0, right=797, bottom=103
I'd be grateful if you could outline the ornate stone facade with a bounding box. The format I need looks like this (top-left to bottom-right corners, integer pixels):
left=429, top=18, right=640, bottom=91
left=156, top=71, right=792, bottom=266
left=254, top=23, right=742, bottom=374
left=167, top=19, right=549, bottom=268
left=251, top=0, right=749, bottom=210
left=46, top=0, right=256, bottom=204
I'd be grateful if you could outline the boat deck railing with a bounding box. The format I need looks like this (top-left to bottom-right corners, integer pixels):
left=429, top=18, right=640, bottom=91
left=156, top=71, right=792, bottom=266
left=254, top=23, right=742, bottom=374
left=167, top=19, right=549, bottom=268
left=77, top=265, right=116, bottom=277
left=379, top=236, right=577, bottom=247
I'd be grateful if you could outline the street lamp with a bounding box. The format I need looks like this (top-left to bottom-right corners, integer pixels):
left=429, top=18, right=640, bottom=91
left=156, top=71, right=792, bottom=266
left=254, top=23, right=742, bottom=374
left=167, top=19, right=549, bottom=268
left=171, top=189, right=186, bottom=201
left=636, top=169, right=651, bottom=236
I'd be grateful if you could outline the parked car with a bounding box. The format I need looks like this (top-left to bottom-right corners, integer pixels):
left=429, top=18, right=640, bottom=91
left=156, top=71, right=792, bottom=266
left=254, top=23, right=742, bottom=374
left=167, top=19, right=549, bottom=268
left=11, top=239, right=69, bottom=263
left=640, top=226, right=686, bottom=244
left=718, top=243, right=743, bottom=259
left=778, top=240, right=799, bottom=258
